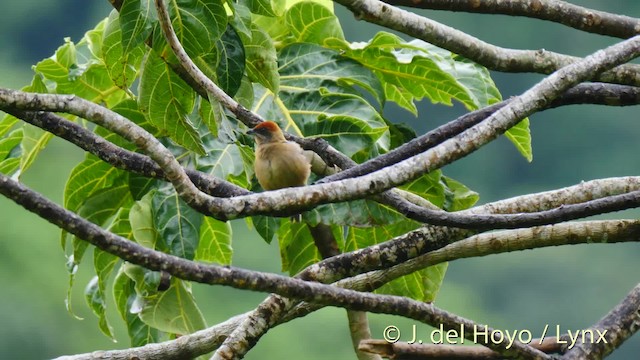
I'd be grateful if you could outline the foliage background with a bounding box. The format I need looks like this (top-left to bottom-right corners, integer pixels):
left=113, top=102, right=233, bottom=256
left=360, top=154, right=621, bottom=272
left=0, top=0, right=638, bottom=358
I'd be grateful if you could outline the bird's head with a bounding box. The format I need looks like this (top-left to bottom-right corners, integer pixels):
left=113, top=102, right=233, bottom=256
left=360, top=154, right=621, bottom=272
left=247, top=121, right=286, bottom=145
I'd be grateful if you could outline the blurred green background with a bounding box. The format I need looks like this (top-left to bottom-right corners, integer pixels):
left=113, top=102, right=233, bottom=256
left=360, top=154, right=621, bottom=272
left=0, top=1, right=638, bottom=359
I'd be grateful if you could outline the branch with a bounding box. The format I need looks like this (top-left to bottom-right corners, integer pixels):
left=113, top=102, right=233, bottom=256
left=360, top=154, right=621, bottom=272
left=0, top=174, right=549, bottom=360
left=377, top=189, right=640, bottom=230
left=6, top=93, right=640, bottom=231
left=321, top=83, right=640, bottom=184
left=4, top=109, right=249, bottom=197
left=380, top=0, right=640, bottom=39
left=57, top=216, right=640, bottom=360
left=334, top=0, right=640, bottom=86
left=301, top=176, right=640, bottom=284
left=561, top=283, right=640, bottom=360
left=348, top=220, right=640, bottom=292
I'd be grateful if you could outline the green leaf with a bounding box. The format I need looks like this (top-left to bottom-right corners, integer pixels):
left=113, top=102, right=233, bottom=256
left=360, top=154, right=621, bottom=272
left=138, top=279, right=207, bottom=335
left=230, top=1, right=252, bottom=40
left=244, top=0, right=285, bottom=17
left=327, top=33, right=474, bottom=111
left=243, top=25, right=279, bottom=93
left=196, top=217, right=232, bottom=264
left=64, top=156, right=124, bottom=212
left=152, top=186, right=203, bottom=260
left=400, top=171, right=446, bottom=209
left=71, top=182, right=132, bottom=267
left=0, top=113, right=19, bottom=138
left=102, top=9, right=145, bottom=90
left=284, top=2, right=344, bottom=44
left=249, top=215, right=280, bottom=244
left=279, top=43, right=384, bottom=106
left=442, top=176, right=479, bottom=212
left=19, top=123, right=53, bottom=177
left=344, top=220, right=421, bottom=252
left=166, top=0, right=228, bottom=57
left=196, top=138, right=253, bottom=187
left=0, top=158, right=20, bottom=175
left=504, top=118, right=533, bottom=162
left=130, top=192, right=160, bottom=249
left=278, top=221, right=320, bottom=275
left=215, top=25, right=246, bottom=97
left=404, top=39, right=501, bottom=109
left=113, top=268, right=163, bottom=346
left=377, top=262, right=449, bottom=303
left=85, top=277, right=115, bottom=339
left=0, top=129, right=23, bottom=161
left=345, top=220, right=447, bottom=302
left=303, top=199, right=405, bottom=227
left=111, top=98, right=160, bottom=137
left=375, top=37, right=532, bottom=160
left=128, top=174, right=158, bottom=201
left=139, top=51, right=204, bottom=153
left=235, top=75, right=255, bottom=109
left=119, top=0, right=157, bottom=52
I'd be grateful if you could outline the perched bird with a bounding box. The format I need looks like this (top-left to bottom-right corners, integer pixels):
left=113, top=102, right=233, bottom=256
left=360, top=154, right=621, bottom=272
left=248, top=121, right=311, bottom=190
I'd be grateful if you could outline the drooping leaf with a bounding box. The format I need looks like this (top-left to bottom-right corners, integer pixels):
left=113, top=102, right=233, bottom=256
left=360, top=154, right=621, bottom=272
left=102, top=9, right=145, bottom=90
left=85, top=276, right=116, bottom=340
left=196, top=216, right=232, bottom=265
left=152, top=186, right=203, bottom=260
left=242, top=24, right=279, bottom=93
left=138, top=51, right=204, bottom=153
left=278, top=221, right=321, bottom=275
left=442, top=176, right=480, bottom=212
left=119, top=0, right=157, bottom=52
left=0, top=129, right=23, bottom=161
left=138, top=279, right=207, bottom=335
left=377, top=262, right=449, bottom=303
left=113, top=268, right=163, bottom=346
left=215, top=25, right=246, bottom=97
left=130, top=191, right=160, bottom=249
left=504, top=118, right=533, bottom=162
left=64, top=156, right=125, bottom=212
left=249, top=215, right=280, bottom=244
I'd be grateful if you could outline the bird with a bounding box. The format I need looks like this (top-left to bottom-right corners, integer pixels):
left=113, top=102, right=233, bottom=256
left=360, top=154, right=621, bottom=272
left=247, top=121, right=311, bottom=191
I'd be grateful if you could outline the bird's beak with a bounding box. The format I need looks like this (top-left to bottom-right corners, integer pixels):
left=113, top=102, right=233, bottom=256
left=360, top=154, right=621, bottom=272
left=247, top=129, right=255, bottom=136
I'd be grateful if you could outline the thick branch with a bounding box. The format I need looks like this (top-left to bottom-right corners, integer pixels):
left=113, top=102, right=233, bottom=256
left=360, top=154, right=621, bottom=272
left=321, top=83, right=640, bottom=184
left=381, top=0, right=640, bottom=39
left=5, top=109, right=249, bottom=197
left=4, top=35, right=640, bottom=223
left=57, top=217, right=640, bottom=360
left=334, top=0, right=640, bottom=86
left=0, top=174, right=548, bottom=360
